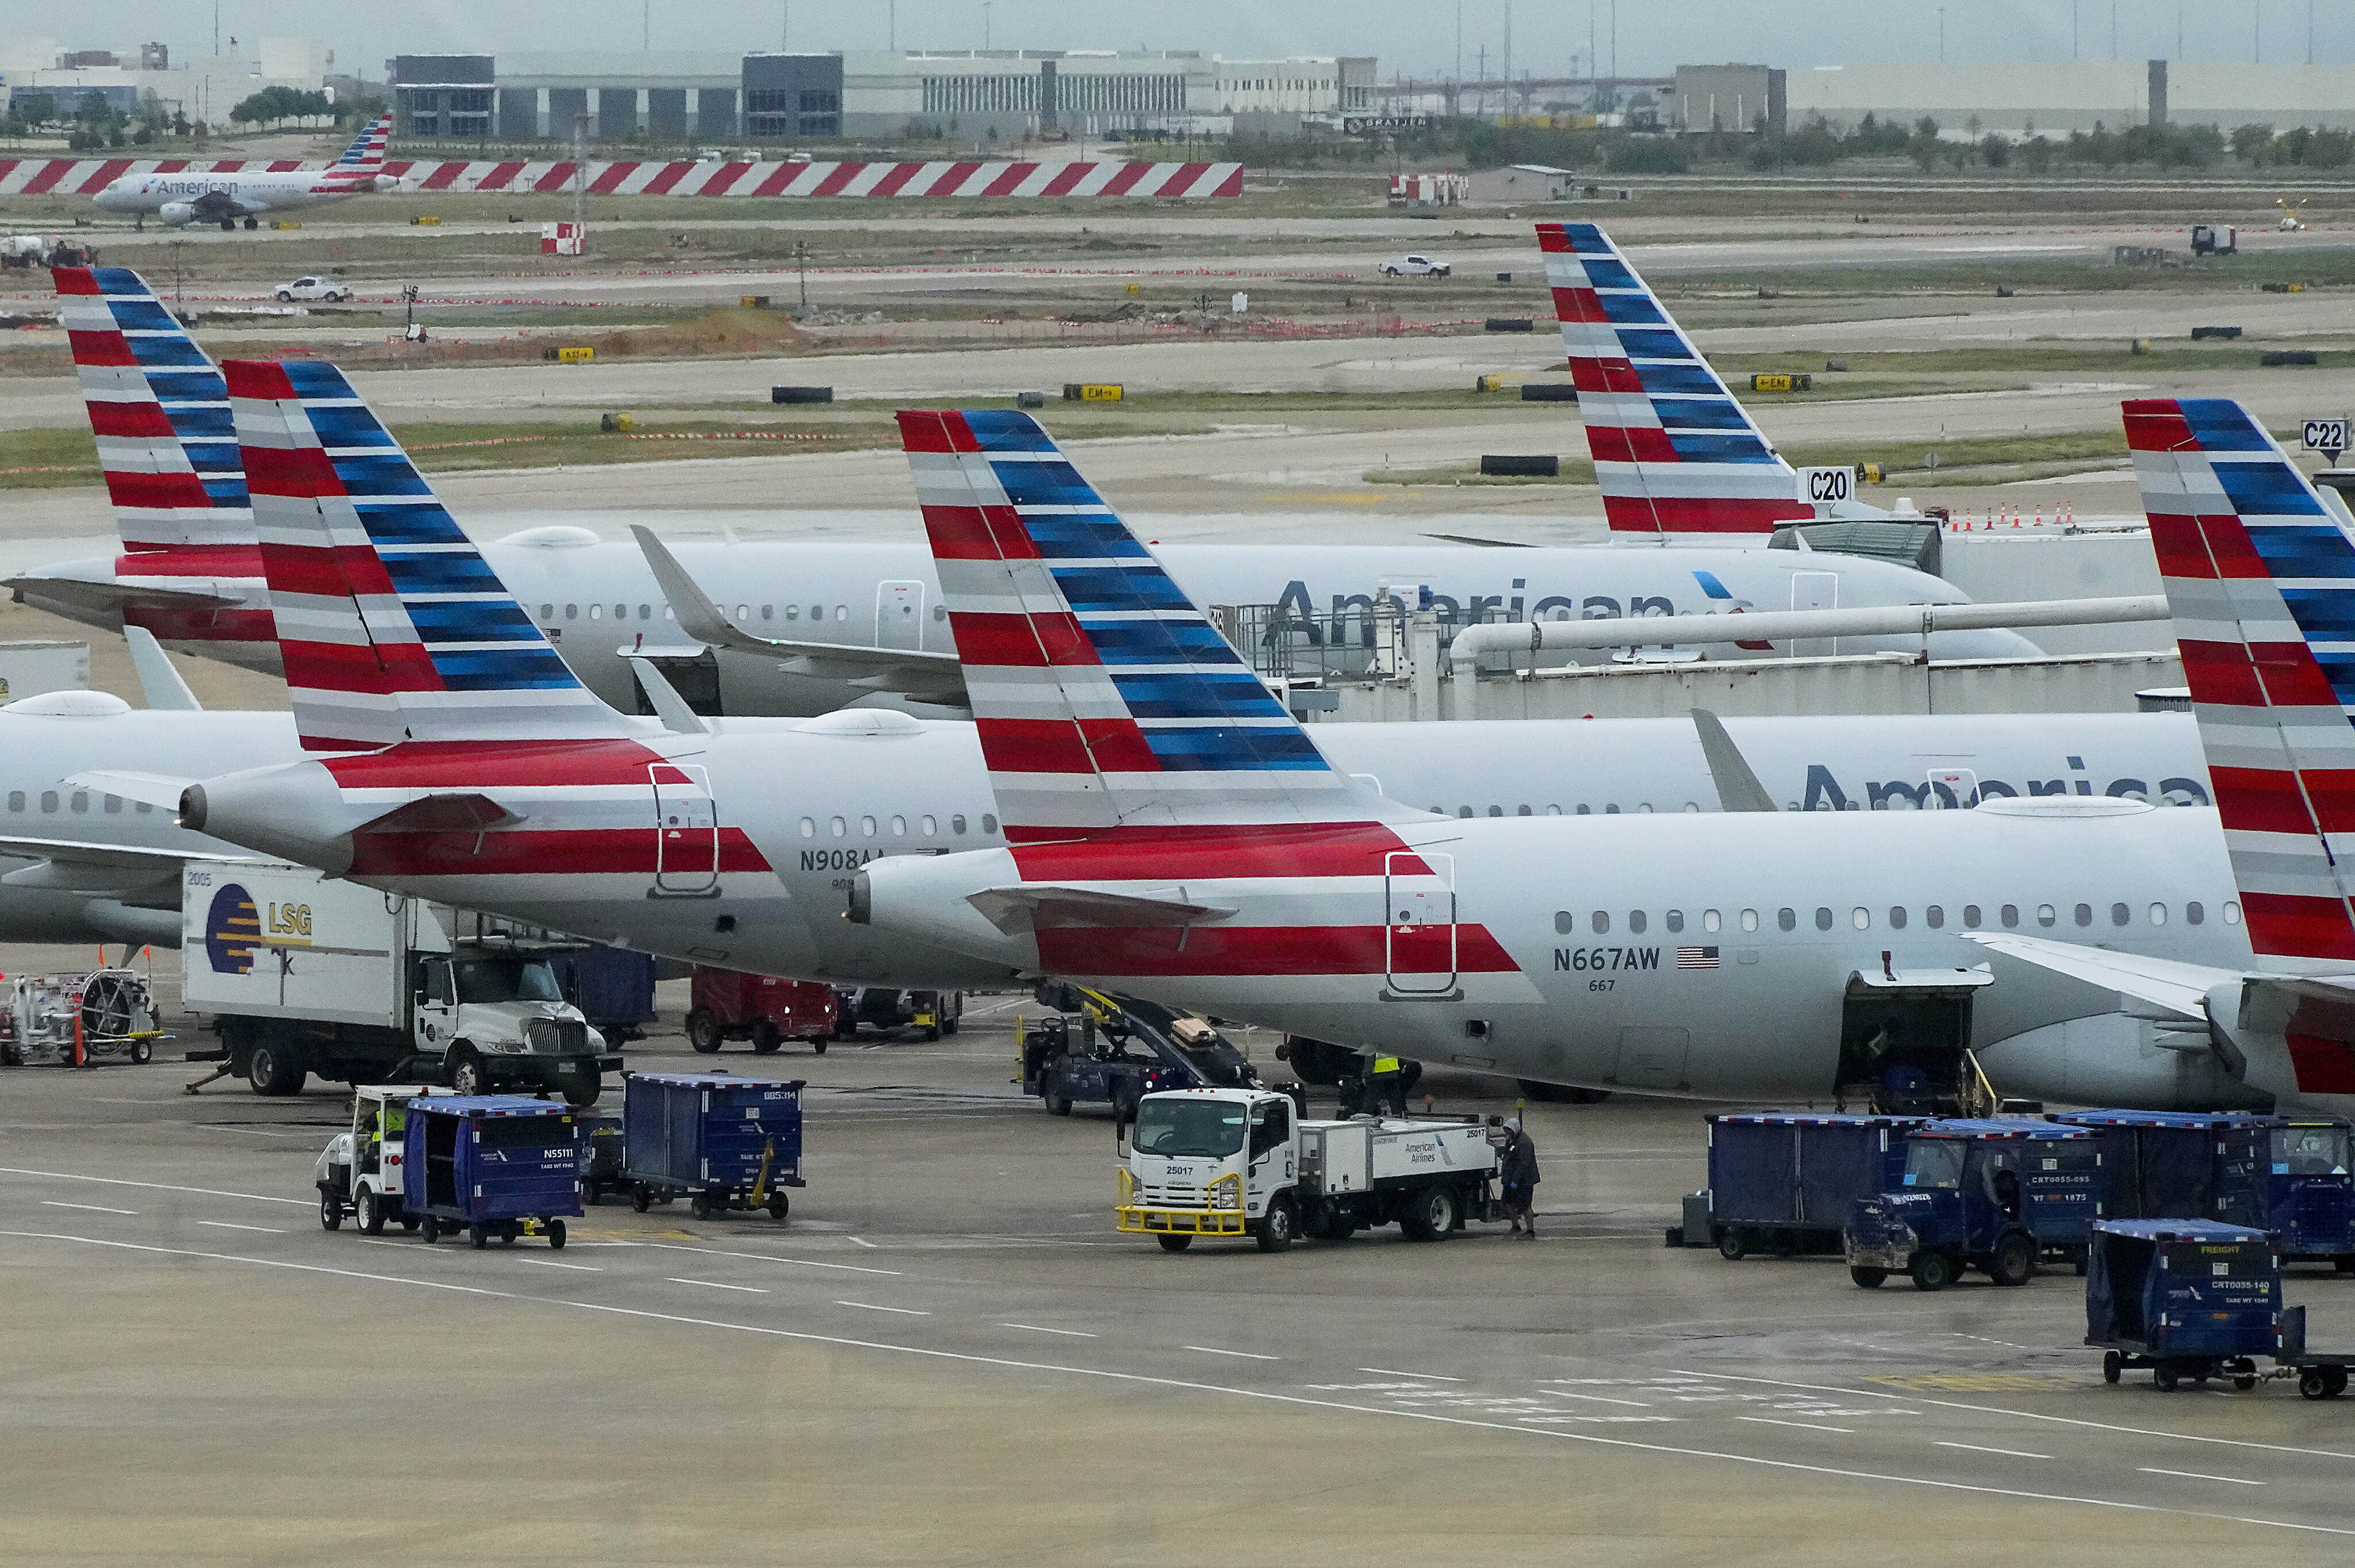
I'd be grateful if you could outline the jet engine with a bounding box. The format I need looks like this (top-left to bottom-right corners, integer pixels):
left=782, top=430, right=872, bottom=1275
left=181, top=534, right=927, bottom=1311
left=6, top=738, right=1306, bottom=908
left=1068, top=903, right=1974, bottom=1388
left=158, top=201, right=197, bottom=227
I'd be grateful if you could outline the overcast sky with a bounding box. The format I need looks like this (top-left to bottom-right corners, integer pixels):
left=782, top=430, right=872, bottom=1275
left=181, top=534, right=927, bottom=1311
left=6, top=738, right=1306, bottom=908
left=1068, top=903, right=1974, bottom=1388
left=51, top=2, right=2355, bottom=80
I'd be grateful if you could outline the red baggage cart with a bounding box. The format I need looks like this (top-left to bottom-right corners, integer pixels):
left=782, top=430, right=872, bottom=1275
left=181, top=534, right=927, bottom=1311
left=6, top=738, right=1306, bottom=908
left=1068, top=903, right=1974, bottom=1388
left=685, top=967, right=835, bottom=1055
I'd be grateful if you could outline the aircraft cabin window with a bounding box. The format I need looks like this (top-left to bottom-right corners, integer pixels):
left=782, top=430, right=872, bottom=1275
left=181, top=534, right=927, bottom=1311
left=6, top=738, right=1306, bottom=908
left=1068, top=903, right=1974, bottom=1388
left=835, top=606, right=849, bottom=621
left=1459, top=806, right=1473, bottom=819
left=1963, top=905, right=1982, bottom=927
left=2001, top=904, right=2020, bottom=928
left=890, top=816, right=906, bottom=836
left=40, top=791, right=56, bottom=813
left=1516, top=805, right=1531, bottom=817
left=1665, top=910, right=1685, bottom=933
left=539, top=604, right=554, bottom=620
left=2036, top=904, right=2058, bottom=928
left=639, top=605, right=652, bottom=620
left=103, top=795, right=121, bottom=814
left=1591, top=912, right=1610, bottom=934
left=810, top=604, right=823, bottom=620
left=1487, top=806, right=1502, bottom=817
left=1554, top=912, right=1573, bottom=935
left=1637, top=802, right=1654, bottom=814
left=1888, top=906, right=1906, bottom=930
left=2112, top=902, right=2130, bottom=927
left=2074, top=903, right=2093, bottom=928
left=1605, top=804, right=1621, bottom=815
left=952, top=815, right=968, bottom=835
left=1702, top=909, right=1722, bottom=933
left=2149, top=902, right=2168, bottom=926
left=665, top=608, right=676, bottom=620
left=1815, top=907, right=1832, bottom=931
left=2224, top=901, right=2243, bottom=925
left=933, top=605, right=947, bottom=621
left=737, top=605, right=750, bottom=621
left=1851, top=908, right=1869, bottom=930
left=1576, top=805, right=1591, bottom=816
left=1629, top=910, right=1647, bottom=934
left=6, top=791, right=20, bottom=812
left=1684, top=801, right=1703, bottom=813
left=1545, top=805, right=1562, bottom=816
left=1739, top=909, right=1759, bottom=932
left=613, top=604, right=626, bottom=620
left=787, top=605, right=801, bottom=620
left=2187, top=902, right=2204, bottom=925
left=861, top=816, right=876, bottom=837
left=136, top=801, right=152, bottom=814
left=761, top=605, right=774, bottom=621
left=920, top=816, right=937, bottom=836
left=565, top=604, right=578, bottom=619
left=799, top=817, right=815, bottom=837
left=589, top=605, right=602, bottom=619
left=1778, top=908, right=1796, bottom=932
left=72, top=792, right=91, bottom=813
left=983, top=814, right=999, bottom=835
left=830, top=816, right=846, bottom=837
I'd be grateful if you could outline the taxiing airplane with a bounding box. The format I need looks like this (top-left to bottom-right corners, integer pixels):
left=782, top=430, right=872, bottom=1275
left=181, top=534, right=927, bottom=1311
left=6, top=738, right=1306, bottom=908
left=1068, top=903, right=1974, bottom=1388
left=18, top=267, right=2039, bottom=716
left=164, top=364, right=2273, bottom=1110
left=90, top=114, right=397, bottom=229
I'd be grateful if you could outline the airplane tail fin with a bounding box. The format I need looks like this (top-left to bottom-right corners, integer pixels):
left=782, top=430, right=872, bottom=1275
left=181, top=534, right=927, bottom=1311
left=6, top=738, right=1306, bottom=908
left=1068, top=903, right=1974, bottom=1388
left=335, top=112, right=393, bottom=167
left=1539, top=221, right=1809, bottom=538
left=2127, top=395, right=2355, bottom=962
left=895, top=409, right=1416, bottom=839
left=224, top=359, right=631, bottom=752
left=54, top=266, right=254, bottom=555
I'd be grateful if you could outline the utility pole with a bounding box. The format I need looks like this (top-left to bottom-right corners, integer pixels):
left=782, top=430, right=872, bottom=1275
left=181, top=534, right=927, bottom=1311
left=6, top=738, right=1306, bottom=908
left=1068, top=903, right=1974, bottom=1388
left=1455, top=0, right=1462, bottom=84
left=889, top=1, right=897, bottom=52
left=1939, top=8, right=1947, bottom=62
left=794, top=240, right=810, bottom=312
left=571, top=111, right=589, bottom=242
left=781, top=0, right=789, bottom=51
left=1589, top=0, right=1599, bottom=112
left=2254, top=0, right=2262, bottom=62
left=643, top=0, right=650, bottom=51
left=2073, top=0, right=2080, bottom=58
left=2111, top=0, right=2119, bottom=60
left=1502, top=0, right=1513, bottom=115
left=984, top=1, right=993, bottom=50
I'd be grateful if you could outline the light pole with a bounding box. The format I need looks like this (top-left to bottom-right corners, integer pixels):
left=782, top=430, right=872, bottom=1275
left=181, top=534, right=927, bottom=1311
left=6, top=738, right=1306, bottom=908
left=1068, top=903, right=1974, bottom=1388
left=1939, top=8, right=1947, bottom=62
left=794, top=240, right=810, bottom=312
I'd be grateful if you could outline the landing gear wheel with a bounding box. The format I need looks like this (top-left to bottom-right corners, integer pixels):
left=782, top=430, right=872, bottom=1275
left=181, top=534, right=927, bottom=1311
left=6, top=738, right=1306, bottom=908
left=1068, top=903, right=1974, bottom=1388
left=631, top=1186, right=652, bottom=1213
left=1850, top=1266, right=1888, bottom=1289
left=1717, top=1231, right=1747, bottom=1262
left=1255, top=1194, right=1299, bottom=1253
left=358, top=1190, right=386, bottom=1235
left=1988, top=1232, right=2036, bottom=1288
left=766, top=1193, right=790, bottom=1221
left=1909, top=1251, right=1957, bottom=1292
left=2104, top=1351, right=2123, bottom=1385
left=1156, top=1234, right=1194, bottom=1252
left=1400, top=1186, right=1458, bottom=1243
left=421, top=1217, right=441, bottom=1243
left=686, top=1009, right=724, bottom=1054
left=469, top=1225, right=489, bottom=1250
left=750, top=1021, right=782, bottom=1054
left=319, top=1193, right=342, bottom=1231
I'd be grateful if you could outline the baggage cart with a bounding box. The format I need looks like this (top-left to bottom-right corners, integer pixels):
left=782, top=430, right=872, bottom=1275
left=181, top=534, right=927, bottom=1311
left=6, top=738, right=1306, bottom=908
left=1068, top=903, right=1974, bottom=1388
left=315, top=1083, right=439, bottom=1232
left=577, top=1110, right=627, bottom=1204
left=2055, top=1110, right=2355, bottom=1267
left=1696, top=1113, right=1927, bottom=1260
left=2085, top=1220, right=2279, bottom=1390
left=2273, top=1306, right=2355, bottom=1400
left=1021, top=986, right=1260, bottom=1117
left=1844, top=1118, right=2100, bottom=1290
left=833, top=986, right=962, bottom=1040
left=401, top=1095, right=583, bottom=1249
left=686, top=967, right=834, bottom=1055
left=623, top=1071, right=804, bottom=1221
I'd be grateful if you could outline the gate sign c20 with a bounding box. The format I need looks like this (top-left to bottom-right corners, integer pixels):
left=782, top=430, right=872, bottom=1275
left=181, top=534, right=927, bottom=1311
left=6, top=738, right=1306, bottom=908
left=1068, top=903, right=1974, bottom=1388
left=2303, top=417, right=2350, bottom=454
left=1797, top=466, right=1853, bottom=506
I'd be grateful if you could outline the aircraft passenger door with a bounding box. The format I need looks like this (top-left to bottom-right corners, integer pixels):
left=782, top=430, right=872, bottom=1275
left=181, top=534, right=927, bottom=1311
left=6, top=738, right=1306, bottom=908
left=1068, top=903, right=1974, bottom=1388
left=1790, top=571, right=1838, bottom=659
left=1927, top=768, right=1980, bottom=809
left=1383, top=851, right=1458, bottom=996
left=651, top=762, right=720, bottom=896
left=877, top=581, right=925, bottom=650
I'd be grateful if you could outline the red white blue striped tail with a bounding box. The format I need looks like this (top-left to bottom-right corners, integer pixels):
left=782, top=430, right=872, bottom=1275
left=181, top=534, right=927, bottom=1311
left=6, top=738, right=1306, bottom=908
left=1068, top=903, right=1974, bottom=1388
left=226, top=359, right=628, bottom=753
left=896, top=409, right=1413, bottom=837
left=1540, top=222, right=1809, bottom=538
left=55, top=265, right=253, bottom=554
left=2127, top=395, right=2355, bottom=962
left=336, top=113, right=393, bottom=167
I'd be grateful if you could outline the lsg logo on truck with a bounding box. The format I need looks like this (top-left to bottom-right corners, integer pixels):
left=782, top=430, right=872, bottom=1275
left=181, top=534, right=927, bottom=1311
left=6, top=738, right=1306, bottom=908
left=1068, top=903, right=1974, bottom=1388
left=268, top=902, right=312, bottom=939
left=204, top=883, right=261, bottom=975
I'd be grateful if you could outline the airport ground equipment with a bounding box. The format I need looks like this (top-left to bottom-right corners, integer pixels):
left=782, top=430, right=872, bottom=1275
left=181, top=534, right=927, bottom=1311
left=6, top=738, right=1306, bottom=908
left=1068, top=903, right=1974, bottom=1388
left=2085, top=1220, right=2279, bottom=1390
left=1021, top=986, right=1261, bottom=1116
left=314, top=1084, right=438, bottom=1232
left=1692, top=1113, right=1928, bottom=1260
left=686, top=967, right=835, bottom=1055
left=833, top=987, right=962, bottom=1040
left=1843, top=1119, right=2100, bottom=1290
left=551, top=946, right=658, bottom=1044
left=2273, top=1306, right=2355, bottom=1400
left=402, top=1096, right=583, bottom=1249
left=0, top=969, right=162, bottom=1067
left=578, top=1110, right=627, bottom=1204
left=623, top=1071, right=804, bottom=1221
left=1118, top=1087, right=1500, bottom=1253
left=2055, top=1110, right=2355, bottom=1268
left=2190, top=223, right=2238, bottom=256
left=180, top=862, right=617, bottom=1101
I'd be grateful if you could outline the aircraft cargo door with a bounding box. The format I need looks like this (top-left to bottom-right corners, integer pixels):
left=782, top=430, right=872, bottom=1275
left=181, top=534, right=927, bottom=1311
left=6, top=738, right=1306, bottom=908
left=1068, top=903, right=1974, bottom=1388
left=1383, top=851, right=1458, bottom=996
left=651, top=762, right=719, bottom=897
left=877, top=581, right=925, bottom=650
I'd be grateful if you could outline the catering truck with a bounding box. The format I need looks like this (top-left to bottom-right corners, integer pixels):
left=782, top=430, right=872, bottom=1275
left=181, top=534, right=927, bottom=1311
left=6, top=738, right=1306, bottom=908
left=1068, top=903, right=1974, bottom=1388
left=1117, top=1086, right=1501, bottom=1252
left=182, top=862, right=619, bottom=1101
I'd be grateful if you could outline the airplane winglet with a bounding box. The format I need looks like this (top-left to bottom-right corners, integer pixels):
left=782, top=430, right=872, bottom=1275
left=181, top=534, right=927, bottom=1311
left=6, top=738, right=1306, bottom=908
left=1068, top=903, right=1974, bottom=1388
left=1689, top=708, right=1778, bottom=813
left=624, top=654, right=711, bottom=735
left=124, top=627, right=201, bottom=711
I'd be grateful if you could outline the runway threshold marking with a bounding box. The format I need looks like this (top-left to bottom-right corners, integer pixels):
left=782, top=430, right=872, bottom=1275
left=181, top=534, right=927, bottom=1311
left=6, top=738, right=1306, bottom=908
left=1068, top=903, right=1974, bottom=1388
left=1738, top=1416, right=1855, bottom=1434
left=1936, top=1442, right=2053, bottom=1461
left=40, top=1201, right=135, bottom=1215
left=2142, top=1468, right=2265, bottom=1486
left=9, top=1229, right=2349, bottom=1540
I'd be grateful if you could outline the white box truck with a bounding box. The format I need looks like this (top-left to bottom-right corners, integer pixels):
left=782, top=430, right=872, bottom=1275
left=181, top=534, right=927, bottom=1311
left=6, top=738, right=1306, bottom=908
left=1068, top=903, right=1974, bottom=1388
left=1118, top=1086, right=1501, bottom=1252
left=181, top=862, right=617, bottom=1102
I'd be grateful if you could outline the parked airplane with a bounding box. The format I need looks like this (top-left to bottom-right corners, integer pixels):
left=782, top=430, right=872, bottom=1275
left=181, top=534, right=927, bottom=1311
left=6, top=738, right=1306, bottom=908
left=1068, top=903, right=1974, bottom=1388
left=167, top=364, right=2258, bottom=1109
left=842, top=404, right=2355, bottom=1116
left=18, top=267, right=2039, bottom=715
left=91, top=114, right=397, bottom=229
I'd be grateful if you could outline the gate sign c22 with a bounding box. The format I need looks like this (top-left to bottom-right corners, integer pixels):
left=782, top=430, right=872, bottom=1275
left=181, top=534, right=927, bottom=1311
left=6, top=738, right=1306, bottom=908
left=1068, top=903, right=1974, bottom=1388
left=2303, top=417, right=2350, bottom=454
left=1798, top=466, right=1853, bottom=506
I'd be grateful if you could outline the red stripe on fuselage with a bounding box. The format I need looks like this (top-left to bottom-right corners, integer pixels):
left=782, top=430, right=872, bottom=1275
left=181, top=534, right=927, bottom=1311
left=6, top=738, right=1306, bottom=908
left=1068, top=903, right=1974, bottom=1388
left=1008, top=821, right=1428, bottom=881
left=1034, top=922, right=1520, bottom=978
left=347, top=826, right=770, bottom=879
left=321, top=737, right=669, bottom=788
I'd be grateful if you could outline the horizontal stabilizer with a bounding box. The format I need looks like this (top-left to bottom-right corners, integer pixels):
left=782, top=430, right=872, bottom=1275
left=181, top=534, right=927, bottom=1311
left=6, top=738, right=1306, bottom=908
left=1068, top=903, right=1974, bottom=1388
left=967, top=884, right=1237, bottom=936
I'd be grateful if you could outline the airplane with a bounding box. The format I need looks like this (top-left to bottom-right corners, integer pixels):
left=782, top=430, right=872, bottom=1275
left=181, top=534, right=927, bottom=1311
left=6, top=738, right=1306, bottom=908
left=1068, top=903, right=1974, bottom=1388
left=1544, top=220, right=1894, bottom=539
left=90, top=114, right=398, bottom=230
left=839, top=401, right=2355, bottom=1118
left=164, top=362, right=2270, bottom=1112
left=17, top=267, right=2042, bottom=717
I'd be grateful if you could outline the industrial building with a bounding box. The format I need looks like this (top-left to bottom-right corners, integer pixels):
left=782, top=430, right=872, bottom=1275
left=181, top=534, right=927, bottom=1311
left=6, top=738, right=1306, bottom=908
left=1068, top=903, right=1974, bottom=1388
left=0, top=33, right=332, bottom=126
left=389, top=49, right=1378, bottom=144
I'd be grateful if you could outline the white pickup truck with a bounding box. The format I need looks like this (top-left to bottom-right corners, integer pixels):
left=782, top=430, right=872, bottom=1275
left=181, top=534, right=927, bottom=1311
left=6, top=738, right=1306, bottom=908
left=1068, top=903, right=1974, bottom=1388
left=1378, top=254, right=1450, bottom=278
left=274, top=275, right=351, bottom=302
left=1118, top=1087, right=1501, bottom=1252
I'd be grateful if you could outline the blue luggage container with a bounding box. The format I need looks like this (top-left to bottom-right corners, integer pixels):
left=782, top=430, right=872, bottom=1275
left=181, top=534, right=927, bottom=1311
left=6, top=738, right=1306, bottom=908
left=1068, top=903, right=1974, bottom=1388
left=1700, top=1113, right=1927, bottom=1260
left=623, top=1071, right=805, bottom=1222
left=400, top=1095, right=582, bottom=1249
left=1844, top=1117, right=2100, bottom=1291
left=2085, top=1220, right=2280, bottom=1390
left=2054, top=1110, right=2355, bottom=1265
left=553, top=946, right=658, bottom=1043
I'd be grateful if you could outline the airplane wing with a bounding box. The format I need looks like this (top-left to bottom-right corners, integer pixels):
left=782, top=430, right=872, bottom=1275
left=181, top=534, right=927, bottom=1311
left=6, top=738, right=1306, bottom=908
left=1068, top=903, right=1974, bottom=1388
left=66, top=771, right=199, bottom=811
left=968, top=885, right=1238, bottom=936
left=0, top=833, right=251, bottom=896
left=1957, top=931, right=2235, bottom=1020
left=628, top=524, right=966, bottom=703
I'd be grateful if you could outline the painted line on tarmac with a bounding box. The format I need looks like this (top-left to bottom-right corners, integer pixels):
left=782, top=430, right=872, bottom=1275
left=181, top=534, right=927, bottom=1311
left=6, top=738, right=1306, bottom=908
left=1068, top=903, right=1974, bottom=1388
left=0, top=1166, right=311, bottom=1207
left=1670, top=1367, right=2355, bottom=1462
left=2142, top=1468, right=2265, bottom=1487
left=1187, top=1345, right=1280, bottom=1361
left=518, top=1258, right=601, bottom=1271
left=1004, top=1324, right=1096, bottom=1338
left=630, top=1240, right=901, bottom=1275
left=848, top=1237, right=879, bottom=1248
left=1738, top=1416, right=1855, bottom=1435
left=41, top=1200, right=135, bottom=1215
left=1937, top=1442, right=2052, bottom=1461
left=8, top=1230, right=2349, bottom=1540
left=837, top=1300, right=928, bottom=1316
left=198, top=1220, right=284, bottom=1235
left=668, top=1277, right=769, bottom=1294
left=1546, top=1390, right=1652, bottom=1408
left=1360, top=1367, right=1462, bottom=1381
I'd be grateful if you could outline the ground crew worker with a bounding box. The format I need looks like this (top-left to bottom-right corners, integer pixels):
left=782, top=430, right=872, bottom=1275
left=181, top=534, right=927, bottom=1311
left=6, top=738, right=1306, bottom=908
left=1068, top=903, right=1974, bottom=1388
left=1499, top=1118, right=1541, bottom=1238
left=1367, top=1054, right=1407, bottom=1116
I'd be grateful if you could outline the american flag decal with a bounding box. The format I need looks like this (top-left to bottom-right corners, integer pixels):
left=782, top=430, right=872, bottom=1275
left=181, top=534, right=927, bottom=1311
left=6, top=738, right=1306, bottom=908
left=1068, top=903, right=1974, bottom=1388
left=1675, top=946, right=1720, bottom=970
